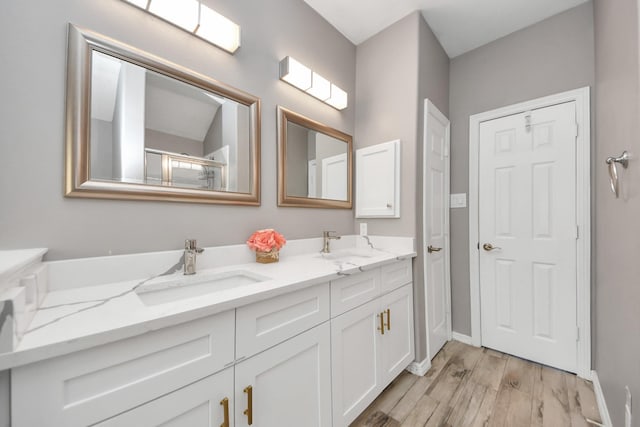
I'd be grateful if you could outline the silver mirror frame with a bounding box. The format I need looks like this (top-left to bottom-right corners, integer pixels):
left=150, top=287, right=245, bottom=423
left=277, top=106, right=352, bottom=209
left=65, top=24, right=261, bottom=205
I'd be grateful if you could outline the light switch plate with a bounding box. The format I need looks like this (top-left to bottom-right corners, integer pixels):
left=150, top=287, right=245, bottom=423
left=450, top=193, right=467, bottom=208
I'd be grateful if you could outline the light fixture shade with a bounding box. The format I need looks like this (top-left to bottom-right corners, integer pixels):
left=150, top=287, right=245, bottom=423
left=196, top=5, right=241, bottom=53
left=149, top=0, right=200, bottom=32
left=327, top=84, right=348, bottom=110
left=279, top=57, right=312, bottom=91
left=307, top=72, right=331, bottom=100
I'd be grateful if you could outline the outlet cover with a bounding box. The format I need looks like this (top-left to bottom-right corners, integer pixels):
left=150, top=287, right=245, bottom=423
left=450, top=193, right=467, bottom=208
left=359, top=223, right=368, bottom=236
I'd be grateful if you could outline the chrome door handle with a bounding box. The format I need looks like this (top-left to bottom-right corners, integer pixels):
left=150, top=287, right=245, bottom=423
left=427, top=245, right=442, bottom=253
left=482, top=243, right=501, bottom=251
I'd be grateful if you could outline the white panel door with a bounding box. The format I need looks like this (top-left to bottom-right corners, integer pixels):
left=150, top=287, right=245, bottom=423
left=235, top=323, right=332, bottom=427
left=479, top=101, right=578, bottom=372
left=321, top=152, right=348, bottom=200
left=423, top=100, right=451, bottom=360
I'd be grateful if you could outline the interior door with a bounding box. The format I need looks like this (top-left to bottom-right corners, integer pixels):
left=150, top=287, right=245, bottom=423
left=424, top=100, right=451, bottom=360
left=321, top=152, right=347, bottom=200
left=478, top=101, right=578, bottom=372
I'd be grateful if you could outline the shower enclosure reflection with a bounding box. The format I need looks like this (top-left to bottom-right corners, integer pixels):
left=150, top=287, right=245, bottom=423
left=90, top=51, right=250, bottom=192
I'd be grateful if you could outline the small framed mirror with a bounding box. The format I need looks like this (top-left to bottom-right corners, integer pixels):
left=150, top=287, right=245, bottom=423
left=65, top=25, right=261, bottom=205
left=277, top=106, right=352, bottom=208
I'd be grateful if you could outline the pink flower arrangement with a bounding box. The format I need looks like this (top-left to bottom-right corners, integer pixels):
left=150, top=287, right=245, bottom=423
left=246, top=229, right=286, bottom=253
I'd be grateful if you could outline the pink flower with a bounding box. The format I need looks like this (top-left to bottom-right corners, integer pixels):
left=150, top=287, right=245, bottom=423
left=246, top=229, right=287, bottom=252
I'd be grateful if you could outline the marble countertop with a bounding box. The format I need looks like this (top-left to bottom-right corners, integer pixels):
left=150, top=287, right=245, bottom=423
left=0, top=238, right=415, bottom=370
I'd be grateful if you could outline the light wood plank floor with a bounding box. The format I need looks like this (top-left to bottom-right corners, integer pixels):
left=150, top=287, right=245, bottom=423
left=350, top=340, right=602, bottom=427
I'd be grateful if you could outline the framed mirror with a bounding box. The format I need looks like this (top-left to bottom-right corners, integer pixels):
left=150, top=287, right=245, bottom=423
left=65, top=25, right=261, bottom=205
left=277, top=106, right=352, bottom=208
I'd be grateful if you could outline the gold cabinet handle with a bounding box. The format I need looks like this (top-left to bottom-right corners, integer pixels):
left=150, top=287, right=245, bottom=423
left=377, top=312, right=385, bottom=334
left=220, top=397, right=230, bottom=427
left=427, top=245, right=442, bottom=253
left=243, top=385, right=253, bottom=425
left=386, top=308, right=391, bottom=331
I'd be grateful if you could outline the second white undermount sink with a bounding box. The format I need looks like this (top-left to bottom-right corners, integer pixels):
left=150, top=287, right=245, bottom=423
left=135, top=270, right=270, bottom=306
left=316, top=248, right=376, bottom=261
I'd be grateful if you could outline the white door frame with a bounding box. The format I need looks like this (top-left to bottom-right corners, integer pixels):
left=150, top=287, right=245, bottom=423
left=423, top=99, right=452, bottom=361
left=468, top=87, right=591, bottom=379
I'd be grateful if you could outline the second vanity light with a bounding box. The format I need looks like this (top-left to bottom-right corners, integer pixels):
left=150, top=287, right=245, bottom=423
left=122, top=0, right=241, bottom=53
left=279, top=56, right=348, bottom=110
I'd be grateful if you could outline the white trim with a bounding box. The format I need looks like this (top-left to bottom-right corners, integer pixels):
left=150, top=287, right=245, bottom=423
left=406, top=358, right=431, bottom=376
left=451, top=332, right=473, bottom=346
left=422, top=99, right=452, bottom=361
left=591, top=370, right=613, bottom=427
left=468, top=87, right=592, bottom=378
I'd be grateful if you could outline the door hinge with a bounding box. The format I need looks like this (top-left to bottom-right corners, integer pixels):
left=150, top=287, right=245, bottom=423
left=573, top=123, right=579, bottom=137
left=575, top=225, right=580, bottom=240
left=576, top=327, right=580, bottom=341
left=477, top=242, right=480, bottom=250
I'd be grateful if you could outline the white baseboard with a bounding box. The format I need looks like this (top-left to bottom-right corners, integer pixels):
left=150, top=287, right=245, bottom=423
left=452, top=332, right=473, bottom=345
left=591, top=370, right=613, bottom=427
left=406, top=358, right=431, bottom=376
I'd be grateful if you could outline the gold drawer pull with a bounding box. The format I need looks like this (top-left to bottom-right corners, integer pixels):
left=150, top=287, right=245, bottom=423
left=386, top=308, right=391, bottom=330
left=220, top=397, right=229, bottom=427
left=378, top=312, right=385, bottom=334
left=244, top=385, right=253, bottom=425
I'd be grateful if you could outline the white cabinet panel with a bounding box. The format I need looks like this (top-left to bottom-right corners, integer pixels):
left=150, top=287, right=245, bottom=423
left=380, top=258, right=412, bottom=294
left=330, top=269, right=380, bottom=317
left=235, top=323, right=332, bottom=427
left=331, top=299, right=381, bottom=427
left=236, top=283, right=330, bottom=359
left=12, top=310, right=234, bottom=427
left=379, top=284, right=415, bottom=383
left=94, top=368, right=234, bottom=427
left=355, top=140, right=400, bottom=218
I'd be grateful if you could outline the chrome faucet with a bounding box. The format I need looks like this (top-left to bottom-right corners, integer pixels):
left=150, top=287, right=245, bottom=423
left=184, top=239, right=204, bottom=275
left=321, top=231, right=341, bottom=253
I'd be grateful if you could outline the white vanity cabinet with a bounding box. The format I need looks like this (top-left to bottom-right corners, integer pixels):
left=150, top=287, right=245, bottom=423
left=330, top=259, right=415, bottom=427
left=12, top=310, right=236, bottom=427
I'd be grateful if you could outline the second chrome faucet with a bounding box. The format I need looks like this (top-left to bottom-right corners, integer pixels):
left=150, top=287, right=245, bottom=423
left=321, top=231, right=341, bottom=253
left=184, top=239, right=204, bottom=275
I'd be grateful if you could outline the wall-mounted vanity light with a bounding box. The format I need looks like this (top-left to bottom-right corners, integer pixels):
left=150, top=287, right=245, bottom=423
left=122, top=0, right=241, bottom=54
left=279, top=56, right=348, bottom=110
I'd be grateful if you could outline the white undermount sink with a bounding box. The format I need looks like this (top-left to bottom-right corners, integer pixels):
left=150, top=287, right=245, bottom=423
left=135, top=270, right=270, bottom=306
left=316, top=248, right=376, bottom=261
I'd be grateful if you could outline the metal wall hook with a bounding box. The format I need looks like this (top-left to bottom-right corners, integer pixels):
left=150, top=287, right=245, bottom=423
left=606, top=151, right=629, bottom=198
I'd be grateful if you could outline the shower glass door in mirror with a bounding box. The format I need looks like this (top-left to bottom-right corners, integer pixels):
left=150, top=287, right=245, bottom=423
left=277, top=106, right=352, bottom=209
left=66, top=25, right=260, bottom=205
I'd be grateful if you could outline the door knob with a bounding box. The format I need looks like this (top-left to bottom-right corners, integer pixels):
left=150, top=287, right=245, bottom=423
left=482, top=243, right=501, bottom=251
left=427, top=245, right=442, bottom=253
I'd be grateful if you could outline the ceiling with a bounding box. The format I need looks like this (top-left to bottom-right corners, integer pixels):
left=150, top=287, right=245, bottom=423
left=303, top=0, right=589, bottom=57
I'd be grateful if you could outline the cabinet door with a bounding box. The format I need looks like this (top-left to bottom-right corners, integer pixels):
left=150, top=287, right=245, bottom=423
left=94, top=367, right=234, bottom=427
left=235, top=322, right=332, bottom=427
left=379, top=284, right=415, bottom=384
left=331, top=298, right=382, bottom=426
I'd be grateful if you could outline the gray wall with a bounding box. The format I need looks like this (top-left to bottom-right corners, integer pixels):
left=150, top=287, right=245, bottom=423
left=0, top=370, right=8, bottom=427
left=354, top=11, right=450, bottom=361
left=0, top=0, right=356, bottom=260
left=593, top=0, right=640, bottom=425
left=145, top=129, right=203, bottom=156
left=448, top=3, right=595, bottom=334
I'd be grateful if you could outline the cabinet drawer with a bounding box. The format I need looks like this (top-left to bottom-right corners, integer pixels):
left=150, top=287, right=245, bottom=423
left=380, top=258, right=412, bottom=293
left=236, top=283, right=330, bottom=359
left=95, top=367, right=233, bottom=427
left=12, top=310, right=234, bottom=427
left=330, top=269, right=380, bottom=317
